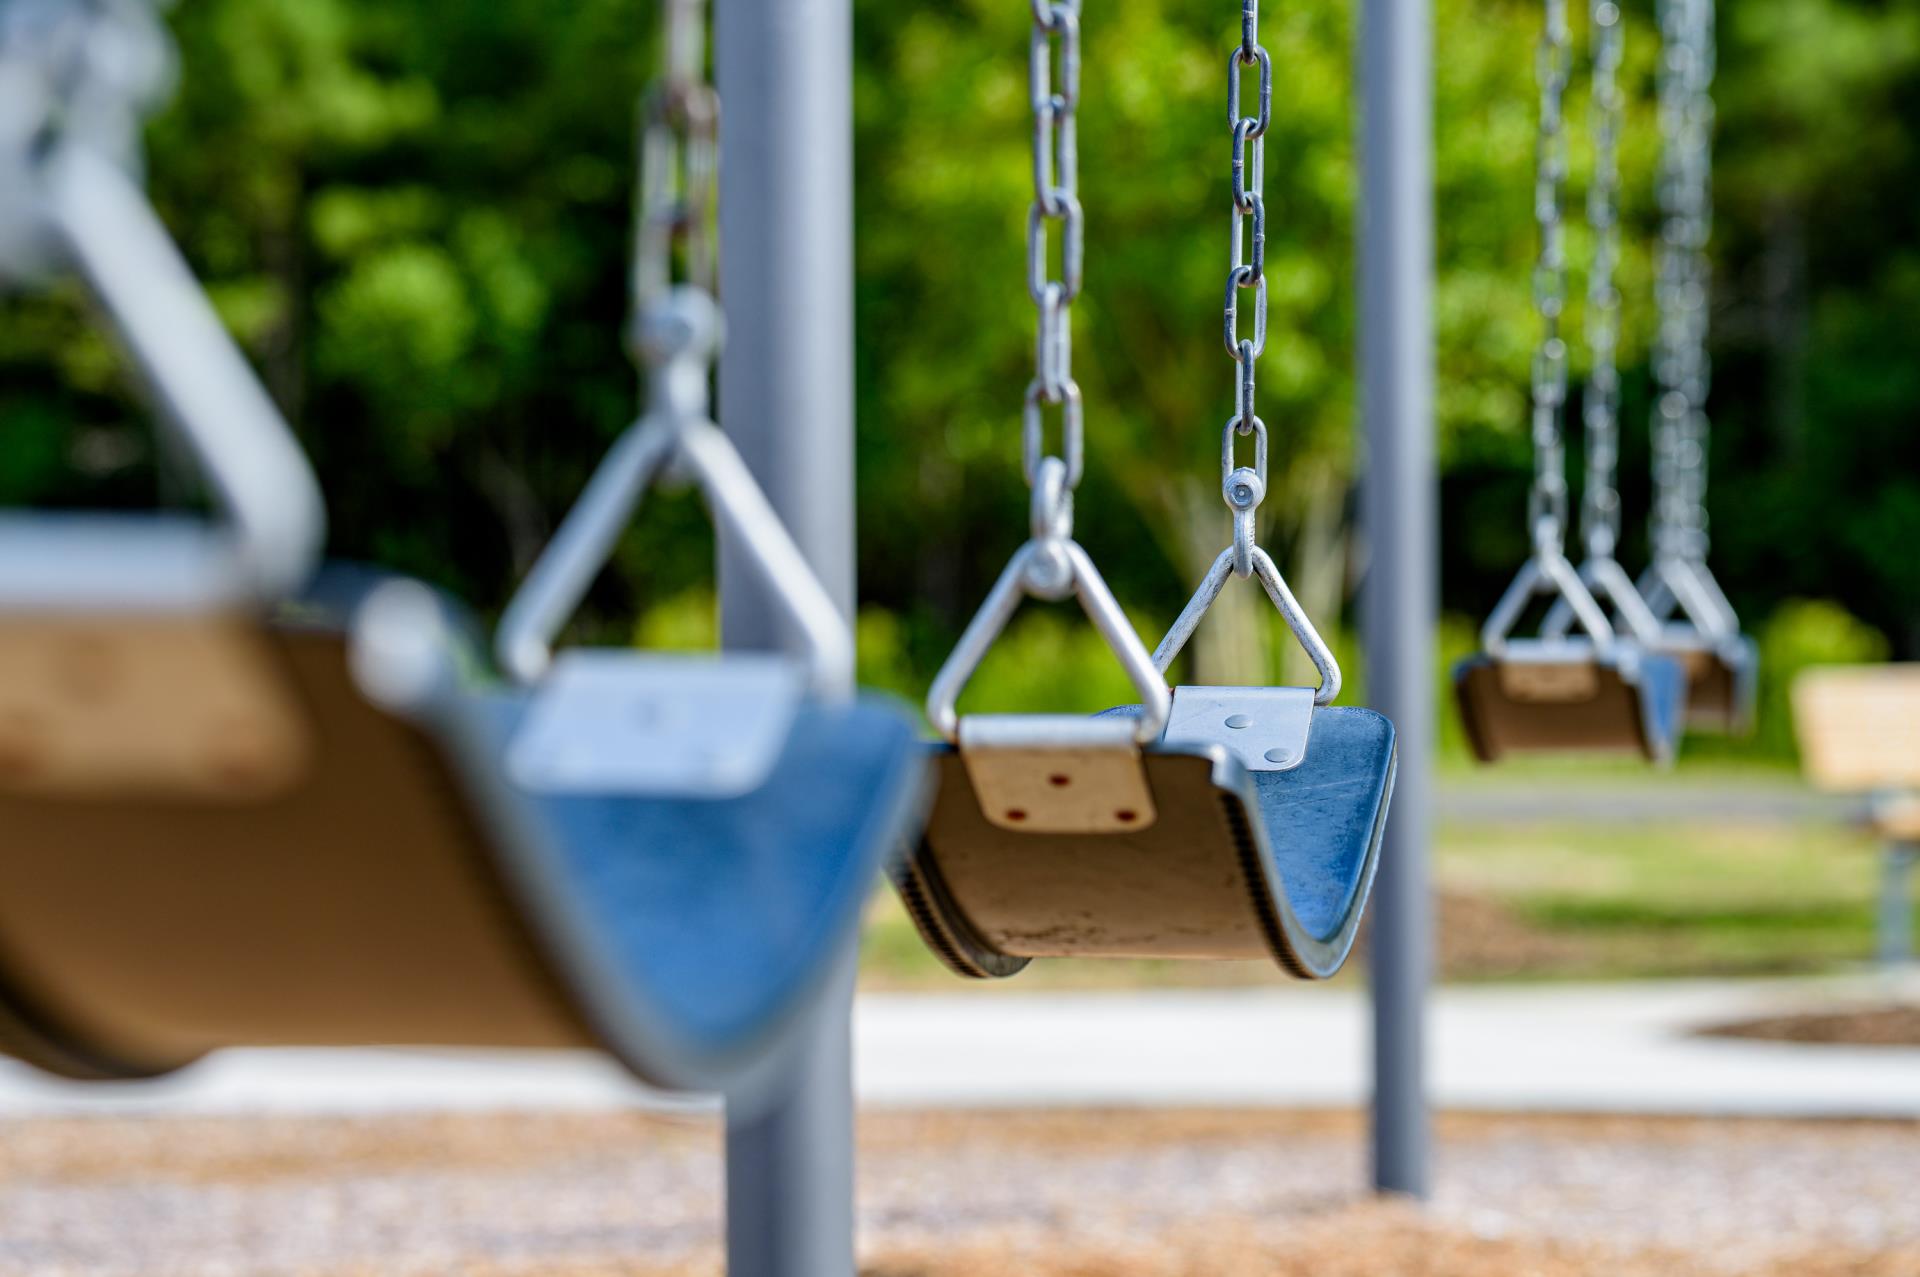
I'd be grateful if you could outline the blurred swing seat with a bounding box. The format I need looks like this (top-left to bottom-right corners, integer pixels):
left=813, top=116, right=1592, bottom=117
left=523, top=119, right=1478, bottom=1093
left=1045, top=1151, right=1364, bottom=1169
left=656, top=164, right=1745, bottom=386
left=1661, top=629, right=1757, bottom=733
left=0, top=566, right=921, bottom=1096
left=1454, top=639, right=1686, bottom=764
left=898, top=532, right=1392, bottom=980
left=1637, top=558, right=1759, bottom=735
left=0, top=87, right=924, bottom=1102
left=1454, top=551, right=1686, bottom=765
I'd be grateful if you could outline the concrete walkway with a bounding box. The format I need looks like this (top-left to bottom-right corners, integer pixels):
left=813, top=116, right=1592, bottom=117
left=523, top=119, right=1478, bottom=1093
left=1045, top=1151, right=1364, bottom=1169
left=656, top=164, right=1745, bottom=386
left=0, top=975, right=1913, bottom=1120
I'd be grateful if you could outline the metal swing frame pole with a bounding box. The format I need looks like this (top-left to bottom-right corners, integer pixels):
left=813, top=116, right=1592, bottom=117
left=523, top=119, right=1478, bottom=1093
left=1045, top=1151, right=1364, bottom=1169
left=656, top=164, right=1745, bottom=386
left=714, top=0, right=860, bottom=1272
left=1359, top=0, right=1435, bottom=1198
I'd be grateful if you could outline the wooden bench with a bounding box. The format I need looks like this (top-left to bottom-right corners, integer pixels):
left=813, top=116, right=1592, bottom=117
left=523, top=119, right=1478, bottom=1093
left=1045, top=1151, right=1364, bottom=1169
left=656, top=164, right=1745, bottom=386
left=1793, top=665, right=1920, bottom=967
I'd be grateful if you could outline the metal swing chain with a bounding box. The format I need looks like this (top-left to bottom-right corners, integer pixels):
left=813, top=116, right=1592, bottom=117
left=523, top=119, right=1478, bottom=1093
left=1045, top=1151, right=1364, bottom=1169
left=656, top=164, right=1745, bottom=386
left=1221, top=0, right=1272, bottom=577
left=631, top=0, right=718, bottom=364
left=0, top=0, right=175, bottom=275
left=1651, top=0, right=1713, bottom=564
left=1580, top=0, right=1624, bottom=561
left=1023, top=0, right=1084, bottom=547
left=1527, top=0, right=1573, bottom=558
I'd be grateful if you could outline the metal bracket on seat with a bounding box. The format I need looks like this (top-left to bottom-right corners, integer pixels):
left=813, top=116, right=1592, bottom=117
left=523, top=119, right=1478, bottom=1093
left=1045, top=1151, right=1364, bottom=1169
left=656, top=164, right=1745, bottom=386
left=0, top=9, right=326, bottom=608
left=957, top=714, right=1155, bottom=834
left=1155, top=545, right=1342, bottom=706
left=1162, top=685, right=1313, bottom=773
left=507, top=651, right=803, bottom=798
left=495, top=288, right=854, bottom=703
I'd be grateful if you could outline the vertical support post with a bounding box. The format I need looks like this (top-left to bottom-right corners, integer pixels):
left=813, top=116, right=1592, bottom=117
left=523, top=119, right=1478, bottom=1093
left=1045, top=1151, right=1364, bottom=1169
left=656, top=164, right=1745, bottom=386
left=715, top=0, right=858, bottom=1273
left=1880, top=843, right=1916, bottom=969
left=1359, top=0, right=1435, bottom=1200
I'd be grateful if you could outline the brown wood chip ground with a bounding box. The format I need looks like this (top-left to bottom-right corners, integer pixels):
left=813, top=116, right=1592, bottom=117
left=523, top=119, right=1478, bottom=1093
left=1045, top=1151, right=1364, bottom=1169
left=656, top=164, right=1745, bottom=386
left=0, top=1108, right=1914, bottom=1275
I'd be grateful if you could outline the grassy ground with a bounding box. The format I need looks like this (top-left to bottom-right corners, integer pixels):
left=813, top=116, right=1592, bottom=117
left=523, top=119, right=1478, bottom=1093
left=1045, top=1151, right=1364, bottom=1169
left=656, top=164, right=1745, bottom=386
left=861, top=767, right=1905, bottom=990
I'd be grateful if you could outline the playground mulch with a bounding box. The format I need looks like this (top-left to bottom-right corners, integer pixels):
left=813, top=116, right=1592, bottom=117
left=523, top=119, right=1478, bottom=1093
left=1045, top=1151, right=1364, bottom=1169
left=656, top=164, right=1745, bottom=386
left=0, top=1108, right=1915, bottom=1275
left=1699, top=1003, right=1920, bottom=1047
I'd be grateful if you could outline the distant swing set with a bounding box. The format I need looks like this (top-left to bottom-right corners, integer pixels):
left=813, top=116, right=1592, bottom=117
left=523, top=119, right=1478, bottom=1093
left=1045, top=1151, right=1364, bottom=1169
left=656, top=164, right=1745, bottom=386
left=1455, top=0, right=1754, bottom=767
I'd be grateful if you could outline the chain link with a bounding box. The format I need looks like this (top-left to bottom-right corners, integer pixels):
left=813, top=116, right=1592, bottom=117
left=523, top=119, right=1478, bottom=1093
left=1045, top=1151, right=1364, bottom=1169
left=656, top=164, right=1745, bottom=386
left=632, top=0, right=718, bottom=336
left=1023, top=0, right=1084, bottom=511
left=1219, top=0, right=1274, bottom=573
left=1651, top=0, right=1714, bottom=562
left=1527, top=0, right=1573, bottom=555
left=1579, top=0, right=1624, bottom=560
left=0, top=0, right=175, bottom=276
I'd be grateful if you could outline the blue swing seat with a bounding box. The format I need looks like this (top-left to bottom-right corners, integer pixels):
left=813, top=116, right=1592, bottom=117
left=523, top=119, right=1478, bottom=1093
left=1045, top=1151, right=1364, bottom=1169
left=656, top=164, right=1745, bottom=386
left=0, top=20, right=923, bottom=1107
left=0, top=567, right=924, bottom=1106
left=896, top=697, right=1393, bottom=980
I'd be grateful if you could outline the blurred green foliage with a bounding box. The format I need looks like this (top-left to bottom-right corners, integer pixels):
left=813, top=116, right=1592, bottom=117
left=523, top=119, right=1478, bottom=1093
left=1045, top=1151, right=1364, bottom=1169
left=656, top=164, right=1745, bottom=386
left=1, top=0, right=1916, bottom=739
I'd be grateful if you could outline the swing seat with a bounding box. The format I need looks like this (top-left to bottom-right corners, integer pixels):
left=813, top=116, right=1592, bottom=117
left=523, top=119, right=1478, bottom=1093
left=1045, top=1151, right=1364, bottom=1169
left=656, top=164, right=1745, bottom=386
left=1663, top=629, right=1757, bottom=734
left=0, top=568, right=924, bottom=1102
left=1452, top=638, right=1686, bottom=764
left=895, top=691, right=1394, bottom=980
left=0, top=49, right=922, bottom=1103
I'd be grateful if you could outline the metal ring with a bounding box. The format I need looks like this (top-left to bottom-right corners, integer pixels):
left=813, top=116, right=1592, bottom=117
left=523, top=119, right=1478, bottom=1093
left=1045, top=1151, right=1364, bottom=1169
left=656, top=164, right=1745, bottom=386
left=1028, top=455, right=1074, bottom=545
left=1222, top=264, right=1268, bottom=359
left=1029, top=0, right=1078, bottom=31
left=1236, top=340, right=1258, bottom=425
left=1232, top=192, right=1266, bottom=280
left=1023, top=377, right=1085, bottom=489
left=1231, top=117, right=1264, bottom=213
left=1231, top=505, right=1258, bottom=578
left=1226, top=44, right=1273, bottom=139
left=1030, top=7, right=1080, bottom=110
left=1027, top=194, right=1084, bottom=304
left=1221, top=414, right=1269, bottom=492
left=1033, top=281, right=1072, bottom=401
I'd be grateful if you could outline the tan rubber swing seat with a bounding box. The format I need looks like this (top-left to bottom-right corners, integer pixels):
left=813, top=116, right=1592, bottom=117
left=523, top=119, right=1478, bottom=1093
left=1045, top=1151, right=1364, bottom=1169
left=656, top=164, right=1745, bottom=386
left=0, top=563, right=926, bottom=1098
left=1456, top=549, right=1687, bottom=765
left=0, top=575, right=590, bottom=1079
left=895, top=516, right=1393, bottom=981
left=1453, top=640, right=1687, bottom=764
left=899, top=703, right=1394, bottom=978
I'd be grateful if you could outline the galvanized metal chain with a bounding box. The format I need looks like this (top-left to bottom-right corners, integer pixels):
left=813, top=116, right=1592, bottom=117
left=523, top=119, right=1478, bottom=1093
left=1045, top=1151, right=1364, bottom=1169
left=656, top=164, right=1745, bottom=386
left=631, top=0, right=718, bottom=357
left=0, top=0, right=174, bottom=276
left=1221, top=0, right=1272, bottom=577
left=626, top=0, right=724, bottom=439
left=1579, top=0, right=1624, bottom=561
left=1023, top=0, right=1084, bottom=546
left=1527, top=0, right=1573, bottom=558
left=1651, top=0, right=1714, bottom=563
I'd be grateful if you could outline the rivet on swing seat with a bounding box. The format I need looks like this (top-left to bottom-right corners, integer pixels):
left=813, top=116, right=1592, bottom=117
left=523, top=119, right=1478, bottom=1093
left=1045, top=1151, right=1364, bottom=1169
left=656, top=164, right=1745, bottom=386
left=898, top=537, right=1393, bottom=980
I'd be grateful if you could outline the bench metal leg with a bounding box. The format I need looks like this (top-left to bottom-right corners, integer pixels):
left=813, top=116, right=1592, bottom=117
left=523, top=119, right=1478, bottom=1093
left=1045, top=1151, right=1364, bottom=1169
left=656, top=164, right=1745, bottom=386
left=1881, top=843, right=1917, bottom=970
